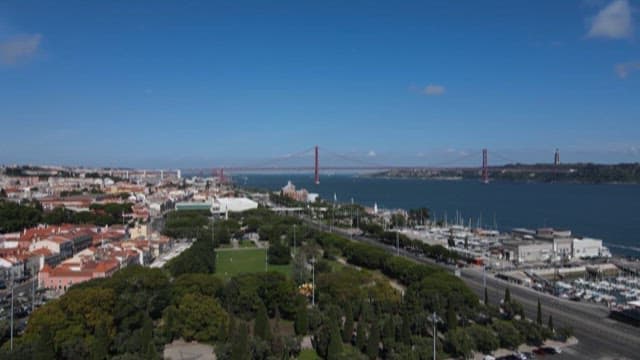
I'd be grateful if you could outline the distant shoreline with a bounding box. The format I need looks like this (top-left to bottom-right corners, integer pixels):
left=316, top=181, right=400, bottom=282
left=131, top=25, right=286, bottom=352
left=365, top=174, right=640, bottom=185
left=367, top=163, right=640, bottom=185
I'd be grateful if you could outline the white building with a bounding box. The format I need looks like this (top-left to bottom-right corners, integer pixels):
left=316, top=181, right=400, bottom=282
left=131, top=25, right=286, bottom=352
left=0, top=257, right=24, bottom=279
left=214, top=197, right=258, bottom=213
left=573, top=238, right=608, bottom=259
left=503, top=241, right=553, bottom=263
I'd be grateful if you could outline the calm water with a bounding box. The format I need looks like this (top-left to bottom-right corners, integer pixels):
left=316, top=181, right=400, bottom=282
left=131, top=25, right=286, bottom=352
left=238, top=174, right=640, bottom=257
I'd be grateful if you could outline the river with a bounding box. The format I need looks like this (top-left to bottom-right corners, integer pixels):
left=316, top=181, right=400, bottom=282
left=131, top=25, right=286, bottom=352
left=235, top=174, right=640, bottom=257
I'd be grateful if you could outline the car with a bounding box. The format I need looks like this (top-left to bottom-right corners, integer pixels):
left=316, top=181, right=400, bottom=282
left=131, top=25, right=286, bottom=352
left=515, top=351, right=536, bottom=360
left=533, top=346, right=561, bottom=356
left=532, top=348, right=546, bottom=356
left=496, top=355, right=520, bottom=360
left=543, top=347, right=562, bottom=354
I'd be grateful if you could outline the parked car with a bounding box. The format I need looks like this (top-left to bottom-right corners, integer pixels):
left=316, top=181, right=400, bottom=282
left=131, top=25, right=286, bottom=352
left=544, top=347, right=562, bottom=354
left=533, top=346, right=561, bottom=355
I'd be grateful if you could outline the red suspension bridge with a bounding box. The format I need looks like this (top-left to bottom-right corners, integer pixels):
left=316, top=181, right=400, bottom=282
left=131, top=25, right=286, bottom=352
left=198, top=145, right=542, bottom=185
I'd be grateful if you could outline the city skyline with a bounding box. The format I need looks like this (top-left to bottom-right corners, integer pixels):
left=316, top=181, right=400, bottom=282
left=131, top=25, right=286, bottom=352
left=1, top=1, right=639, bottom=167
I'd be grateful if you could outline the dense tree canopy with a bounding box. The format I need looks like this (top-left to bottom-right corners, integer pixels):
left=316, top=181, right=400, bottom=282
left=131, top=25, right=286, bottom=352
left=0, top=199, right=43, bottom=233
left=1, top=209, right=555, bottom=360
left=169, top=294, right=229, bottom=343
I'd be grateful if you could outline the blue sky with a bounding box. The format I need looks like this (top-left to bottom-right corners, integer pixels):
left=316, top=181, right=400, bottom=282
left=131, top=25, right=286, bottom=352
left=1, top=0, right=639, bottom=168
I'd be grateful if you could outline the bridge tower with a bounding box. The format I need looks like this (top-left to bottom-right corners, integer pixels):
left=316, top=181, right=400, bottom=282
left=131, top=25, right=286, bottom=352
left=314, top=145, right=320, bottom=185
left=554, top=148, right=560, bottom=166
left=482, top=149, right=489, bottom=184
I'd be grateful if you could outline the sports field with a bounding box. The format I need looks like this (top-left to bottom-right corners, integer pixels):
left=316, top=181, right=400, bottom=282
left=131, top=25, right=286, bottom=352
left=216, top=248, right=291, bottom=280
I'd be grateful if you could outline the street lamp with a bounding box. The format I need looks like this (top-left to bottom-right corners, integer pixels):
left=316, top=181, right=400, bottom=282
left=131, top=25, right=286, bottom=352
left=483, top=264, right=487, bottom=289
left=293, top=224, right=296, bottom=256
left=32, top=272, right=36, bottom=313
left=311, top=256, right=316, bottom=306
left=429, top=311, right=441, bottom=360
left=10, top=274, right=14, bottom=351
left=211, top=214, right=216, bottom=249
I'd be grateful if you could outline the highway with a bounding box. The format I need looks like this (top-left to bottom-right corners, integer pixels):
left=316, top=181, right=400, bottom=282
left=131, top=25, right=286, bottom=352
left=304, top=219, right=640, bottom=359
left=462, top=267, right=640, bottom=359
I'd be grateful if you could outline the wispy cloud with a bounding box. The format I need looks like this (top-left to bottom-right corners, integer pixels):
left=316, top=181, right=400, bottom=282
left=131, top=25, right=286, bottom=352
left=586, top=0, right=633, bottom=39
left=423, top=84, right=446, bottom=96
left=0, top=33, right=42, bottom=65
left=615, top=61, right=640, bottom=78
left=367, top=150, right=376, bottom=157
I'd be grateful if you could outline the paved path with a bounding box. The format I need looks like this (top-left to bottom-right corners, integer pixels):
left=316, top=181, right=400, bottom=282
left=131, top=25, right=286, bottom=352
left=163, top=340, right=216, bottom=360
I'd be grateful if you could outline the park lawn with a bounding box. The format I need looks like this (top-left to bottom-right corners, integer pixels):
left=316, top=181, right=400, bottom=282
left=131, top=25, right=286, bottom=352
left=298, top=349, right=321, bottom=360
left=216, top=248, right=291, bottom=280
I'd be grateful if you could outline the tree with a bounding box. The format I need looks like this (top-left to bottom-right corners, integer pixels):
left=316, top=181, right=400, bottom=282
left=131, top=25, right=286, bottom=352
left=0, top=188, right=7, bottom=198
left=381, top=317, right=395, bottom=350
left=356, top=318, right=367, bottom=351
left=504, top=287, right=511, bottom=303
left=292, top=251, right=312, bottom=285
left=171, top=273, right=224, bottom=301
left=513, top=320, right=544, bottom=346
left=140, top=313, right=157, bottom=359
left=548, top=315, right=554, bottom=332
left=359, top=301, right=372, bottom=324
left=343, top=303, right=354, bottom=343
left=271, top=308, right=285, bottom=358
left=366, top=322, right=379, bottom=360
left=224, top=272, right=299, bottom=320
left=391, top=213, right=406, bottom=228
left=294, top=306, right=308, bottom=336
left=0, top=199, right=43, bottom=233
left=172, top=294, right=229, bottom=343
left=446, top=328, right=474, bottom=359
left=408, top=207, right=430, bottom=225
left=268, top=241, right=291, bottom=265
left=537, top=298, right=543, bottom=326
left=399, top=314, right=411, bottom=345
left=166, top=233, right=216, bottom=276
left=231, top=322, right=251, bottom=360
left=491, top=320, right=521, bottom=350
left=467, top=324, right=499, bottom=354
left=446, top=300, right=457, bottom=330
left=327, top=317, right=343, bottom=360
left=146, top=340, right=159, bottom=360
left=254, top=301, right=271, bottom=341
left=33, top=324, right=56, bottom=360
left=91, top=320, right=111, bottom=360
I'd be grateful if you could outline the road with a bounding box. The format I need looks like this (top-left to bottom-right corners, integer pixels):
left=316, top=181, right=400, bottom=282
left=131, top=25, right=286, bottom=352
left=304, top=219, right=640, bottom=359
left=462, top=267, right=640, bottom=359
left=0, top=278, right=36, bottom=299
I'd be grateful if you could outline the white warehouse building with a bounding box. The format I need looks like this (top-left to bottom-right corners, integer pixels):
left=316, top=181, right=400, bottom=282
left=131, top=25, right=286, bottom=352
left=572, top=238, right=610, bottom=259
left=214, top=197, right=258, bottom=213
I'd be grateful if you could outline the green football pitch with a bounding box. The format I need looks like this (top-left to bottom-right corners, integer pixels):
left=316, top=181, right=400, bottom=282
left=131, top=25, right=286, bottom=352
left=215, top=248, right=291, bottom=280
